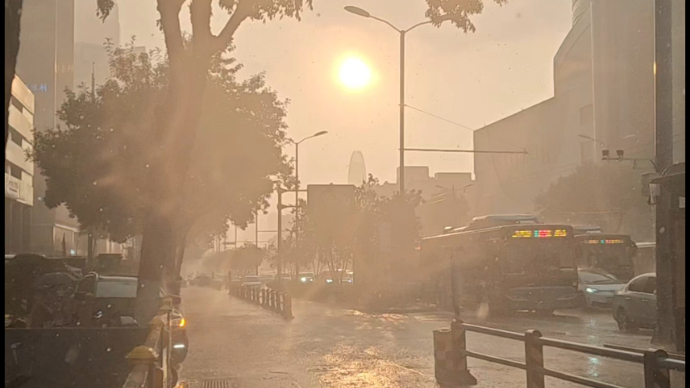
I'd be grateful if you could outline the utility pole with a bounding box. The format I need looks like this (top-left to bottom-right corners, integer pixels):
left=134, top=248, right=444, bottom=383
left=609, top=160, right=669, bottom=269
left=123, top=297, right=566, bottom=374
left=255, top=212, right=259, bottom=275
left=277, top=188, right=284, bottom=279
left=652, top=0, right=676, bottom=347
left=276, top=187, right=307, bottom=282
left=399, top=29, right=406, bottom=194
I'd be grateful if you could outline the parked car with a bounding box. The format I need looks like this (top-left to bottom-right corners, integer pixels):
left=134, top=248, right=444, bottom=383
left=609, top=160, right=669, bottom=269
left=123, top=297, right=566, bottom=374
left=577, top=268, right=625, bottom=309
left=611, top=272, right=657, bottom=332
left=74, top=273, right=189, bottom=363
left=241, top=275, right=262, bottom=288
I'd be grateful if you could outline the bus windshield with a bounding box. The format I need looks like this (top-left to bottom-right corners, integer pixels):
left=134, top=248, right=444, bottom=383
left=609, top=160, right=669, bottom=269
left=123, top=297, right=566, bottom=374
left=582, top=244, right=634, bottom=268
left=501, top=240, right=575, bottom=276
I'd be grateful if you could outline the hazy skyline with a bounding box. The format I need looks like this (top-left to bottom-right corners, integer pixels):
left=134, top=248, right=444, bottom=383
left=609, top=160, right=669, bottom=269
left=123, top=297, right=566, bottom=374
left=111, top=0, right=572, bottom=187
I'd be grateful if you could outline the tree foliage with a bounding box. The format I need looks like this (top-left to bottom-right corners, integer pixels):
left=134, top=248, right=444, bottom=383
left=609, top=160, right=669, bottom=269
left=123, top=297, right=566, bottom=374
left=535, top=163, right=653, bottom=240
left=30, top=43, right=292, bottom=245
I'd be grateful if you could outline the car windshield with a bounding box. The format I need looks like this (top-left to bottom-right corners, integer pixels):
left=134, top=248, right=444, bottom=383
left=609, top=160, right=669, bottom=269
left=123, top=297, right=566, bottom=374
left=6, top=1, right=682, bottom=386
left=579, top=270, right=622, bottom=285
left=95, top=278, right=138, bottom=298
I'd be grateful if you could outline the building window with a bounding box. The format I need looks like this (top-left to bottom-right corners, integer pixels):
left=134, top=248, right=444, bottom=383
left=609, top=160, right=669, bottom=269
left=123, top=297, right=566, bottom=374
left=9, top=127, right=22, bottom=147
left=580, top=104, right=593, bottom=125
left=10, top=96, right=23, bottom=112
left=7, top=162, right=22, bottom=179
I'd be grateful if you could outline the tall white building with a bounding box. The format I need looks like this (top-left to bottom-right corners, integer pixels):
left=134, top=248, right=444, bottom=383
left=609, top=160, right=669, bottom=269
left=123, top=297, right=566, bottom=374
left=5, top=76, right=35, bottom=253
left=347, top=151, right=367, bottom=186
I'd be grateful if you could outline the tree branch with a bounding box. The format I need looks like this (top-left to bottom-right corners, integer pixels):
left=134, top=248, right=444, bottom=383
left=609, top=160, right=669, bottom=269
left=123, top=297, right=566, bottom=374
left=210, top=1, right=251, bottom=53
left=157, top=0, right=187, bottom=64
left=190, top=0, right=213, bottom=51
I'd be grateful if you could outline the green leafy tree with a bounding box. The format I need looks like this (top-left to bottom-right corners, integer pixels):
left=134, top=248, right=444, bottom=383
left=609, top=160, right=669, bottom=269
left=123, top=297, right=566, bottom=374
left=535, top=163, right=653, bottom=241
left=29, top=43, right=291, bottom=319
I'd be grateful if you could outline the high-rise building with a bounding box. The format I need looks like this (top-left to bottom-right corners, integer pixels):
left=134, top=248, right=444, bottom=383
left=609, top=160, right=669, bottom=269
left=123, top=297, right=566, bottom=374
left=347, top=151, right=367, bottom=186
left=471, top=0, right=657, bottom=241
left=16, top=0, right=75, bottom=132
left=16, top=0, right=79, bottom=256
left=5, top=77, right=35, bottom=254
left=74, top=0, right=121, bottom=89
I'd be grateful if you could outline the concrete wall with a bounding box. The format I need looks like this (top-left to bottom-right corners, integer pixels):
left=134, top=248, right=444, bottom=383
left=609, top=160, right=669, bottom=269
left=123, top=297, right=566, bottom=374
left=472, top=87, right=591, bottom=215
left=591, top=0, right=655, bottom=160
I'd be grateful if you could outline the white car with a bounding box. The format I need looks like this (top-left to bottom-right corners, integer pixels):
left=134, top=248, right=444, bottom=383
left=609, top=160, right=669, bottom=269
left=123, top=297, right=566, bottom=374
left=241, top=275, right=262, bottom=288
left=577, top=268, right=625, bottom=309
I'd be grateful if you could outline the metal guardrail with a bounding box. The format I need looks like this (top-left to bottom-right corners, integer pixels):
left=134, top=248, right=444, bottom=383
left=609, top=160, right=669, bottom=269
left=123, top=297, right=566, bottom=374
left=433, top=319, right=685, bottom=388
left=121, top=298, right=175, bottom=388
left=231, top=285, right=293, bottom=320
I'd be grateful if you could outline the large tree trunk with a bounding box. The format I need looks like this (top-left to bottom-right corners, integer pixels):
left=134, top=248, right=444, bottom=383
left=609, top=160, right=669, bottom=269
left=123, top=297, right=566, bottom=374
left=135, top=214, right=176, bottom=324
left=135, top=0, right=249, bottom=324
left=5, top=0, right=23, bottom=149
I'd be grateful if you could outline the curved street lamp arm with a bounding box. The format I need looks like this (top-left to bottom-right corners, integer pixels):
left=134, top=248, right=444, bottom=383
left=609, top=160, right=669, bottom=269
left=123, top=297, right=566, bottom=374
left=405, top=20, right=435, bottom=33
left=370, top=15, right=401, bottom=32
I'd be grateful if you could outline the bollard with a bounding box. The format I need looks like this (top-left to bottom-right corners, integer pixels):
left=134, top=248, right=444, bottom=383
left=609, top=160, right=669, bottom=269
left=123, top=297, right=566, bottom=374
left=524, top=330, right=544, bottom=388
left=644, top=349, right=671, bottom=388
left=433, top=329, right=453, bottom=386
left=283, top=292, right=293, bottom=319
left=450, top=320, right=477, bottom=386
left=278, top=292, right=284, bottom=313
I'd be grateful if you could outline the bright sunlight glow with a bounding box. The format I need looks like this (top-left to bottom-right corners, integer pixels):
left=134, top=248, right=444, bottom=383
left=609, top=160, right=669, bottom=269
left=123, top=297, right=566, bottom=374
left=339, top=57, right=371, bottom=90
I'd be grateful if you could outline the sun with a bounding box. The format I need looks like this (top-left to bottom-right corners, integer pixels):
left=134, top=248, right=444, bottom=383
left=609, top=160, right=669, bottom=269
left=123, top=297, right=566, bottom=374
left=339, top=57, right=371, bottom=90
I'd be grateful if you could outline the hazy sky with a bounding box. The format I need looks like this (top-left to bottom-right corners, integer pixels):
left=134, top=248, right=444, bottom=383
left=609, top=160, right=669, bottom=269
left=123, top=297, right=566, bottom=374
left=114, top=0, right=572, bottom=186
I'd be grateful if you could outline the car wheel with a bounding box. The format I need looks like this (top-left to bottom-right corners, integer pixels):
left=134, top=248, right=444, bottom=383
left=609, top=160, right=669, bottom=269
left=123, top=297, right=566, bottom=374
left=616, top=308, right=637, bottom=332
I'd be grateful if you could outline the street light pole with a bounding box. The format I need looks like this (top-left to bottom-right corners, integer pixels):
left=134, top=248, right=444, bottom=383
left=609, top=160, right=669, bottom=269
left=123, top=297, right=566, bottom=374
left=399, top=30, right=406, bottom=194
left=345, top=6, right=449, bottom=194
left=292, top=131, right=328, bottom=249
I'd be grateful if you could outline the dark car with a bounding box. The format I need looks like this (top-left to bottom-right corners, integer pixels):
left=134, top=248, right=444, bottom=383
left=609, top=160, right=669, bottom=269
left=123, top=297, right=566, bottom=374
left=74, top=273, right=189, bottom=363
left=611, top=272, right=656, bottom=332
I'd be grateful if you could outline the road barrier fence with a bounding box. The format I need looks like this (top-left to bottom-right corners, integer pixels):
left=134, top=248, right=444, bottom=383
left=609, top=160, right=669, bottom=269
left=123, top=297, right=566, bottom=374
left=121, top=297, right=176, bottom=388
left=231, top=285, right=293, bottom=320
left=433, top=319, right=685, bottom=388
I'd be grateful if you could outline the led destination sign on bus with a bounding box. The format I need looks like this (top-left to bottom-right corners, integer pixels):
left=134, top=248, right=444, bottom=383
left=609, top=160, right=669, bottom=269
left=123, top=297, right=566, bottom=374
left=511, top=229, right=568, bottom=238
left=584, top=239, right=625, bottom=244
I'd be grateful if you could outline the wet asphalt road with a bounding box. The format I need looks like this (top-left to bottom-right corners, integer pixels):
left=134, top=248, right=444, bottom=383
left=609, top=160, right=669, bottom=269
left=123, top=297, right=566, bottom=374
left=179, top=287, right=684, bottom=388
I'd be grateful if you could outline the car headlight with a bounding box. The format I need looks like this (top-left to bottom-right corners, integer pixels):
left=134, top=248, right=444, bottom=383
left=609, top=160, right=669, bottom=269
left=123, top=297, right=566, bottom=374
left=326, top=279, right=334, bottom=284
left=585, top=287, right=598, bottom=293
left=300, top=277, right=308, bottom=282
